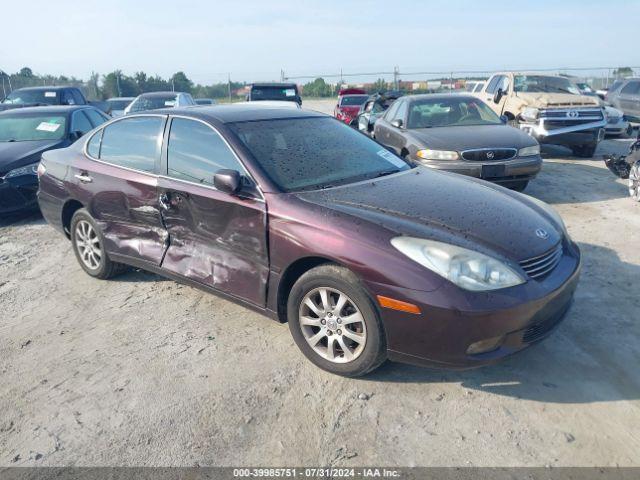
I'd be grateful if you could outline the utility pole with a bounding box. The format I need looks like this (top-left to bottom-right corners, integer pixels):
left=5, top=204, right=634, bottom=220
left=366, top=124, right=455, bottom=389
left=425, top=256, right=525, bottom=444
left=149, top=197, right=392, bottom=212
left=393, top=66, right=399, bottom=91
left=280, top=69, right=285, bottom=82
left=228, top=73, right=232, bottom=103
left=116, top=73, right=121, bottom=96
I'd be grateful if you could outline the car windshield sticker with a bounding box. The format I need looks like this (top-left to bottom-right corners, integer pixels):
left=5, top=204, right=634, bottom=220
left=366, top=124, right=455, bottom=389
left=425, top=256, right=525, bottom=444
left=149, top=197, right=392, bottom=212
left=36, top=122, right=62, bottom=132
left=285, top=89, right=296, bottom=97
left=376, top=149, right=406, bottom=167
left=164, top=100, right=176, bottom=106
left=44, top=92, right=57, bottom=98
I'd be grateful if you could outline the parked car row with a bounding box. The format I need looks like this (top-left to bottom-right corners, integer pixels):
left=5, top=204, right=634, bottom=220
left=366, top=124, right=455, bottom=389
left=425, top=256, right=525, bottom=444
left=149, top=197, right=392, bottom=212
left=33, top=103, right=581, bottom=376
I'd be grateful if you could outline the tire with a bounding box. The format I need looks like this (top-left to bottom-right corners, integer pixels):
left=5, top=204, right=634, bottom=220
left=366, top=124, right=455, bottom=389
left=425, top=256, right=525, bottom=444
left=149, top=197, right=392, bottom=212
left=629, top=162, right=640, bottom=202
left=70, top=208, right=127, bottom=279
left=571, top=143, right=598, bottom=158
left=507, top=180, right=529, bottom=192
left=287, top=264, right=387, bottom=377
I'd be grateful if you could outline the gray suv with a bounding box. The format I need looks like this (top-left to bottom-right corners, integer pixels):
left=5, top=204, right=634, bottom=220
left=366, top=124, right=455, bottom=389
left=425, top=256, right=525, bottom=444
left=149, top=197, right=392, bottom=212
left=606, top=78, right=640, bottom=122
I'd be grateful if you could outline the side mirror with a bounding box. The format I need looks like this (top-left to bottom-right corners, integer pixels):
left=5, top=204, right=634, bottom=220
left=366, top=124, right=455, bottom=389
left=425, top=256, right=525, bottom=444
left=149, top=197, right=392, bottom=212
left=499, top=115, right=508, bottom=124
left=391, top=119, right=403, bottom=128
left=214, top=169, right=241, bottom=195
left=493, top=88, right=504, bottom=104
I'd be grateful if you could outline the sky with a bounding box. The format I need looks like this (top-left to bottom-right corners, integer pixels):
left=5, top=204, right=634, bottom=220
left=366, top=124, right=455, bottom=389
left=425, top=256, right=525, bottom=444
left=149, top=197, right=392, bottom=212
left=1, top=0, right=638, bottom=84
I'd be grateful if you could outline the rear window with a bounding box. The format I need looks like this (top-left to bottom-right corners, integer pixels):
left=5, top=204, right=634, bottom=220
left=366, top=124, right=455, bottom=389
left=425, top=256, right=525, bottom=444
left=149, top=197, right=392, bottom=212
left=129, top=95, right=178, bottom=113
left=340, top=95, right=368, bottom=106
left=251, top=86, right=298, bottom=101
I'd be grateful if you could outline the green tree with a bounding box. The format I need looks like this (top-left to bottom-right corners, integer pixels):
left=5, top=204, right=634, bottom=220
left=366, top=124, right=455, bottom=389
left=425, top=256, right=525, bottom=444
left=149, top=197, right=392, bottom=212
left=613, top=66, right=634, bottom=78
left=302, top=78, right=333, bottom=97
left=170, top=71, right=193, bottom=93
left=370, top=78, right=388, bottom=93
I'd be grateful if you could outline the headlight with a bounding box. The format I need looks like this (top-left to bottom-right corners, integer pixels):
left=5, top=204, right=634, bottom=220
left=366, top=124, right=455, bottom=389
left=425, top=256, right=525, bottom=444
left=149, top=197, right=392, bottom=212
left=518, top=145, right=540, bottom=157
left=416, top=149, right=460, bottom=161
left=4, top=163, right=39, bottom=179
left=391, top=237, right=525, bottom=291
left=521, top=107, right=539, bottom=122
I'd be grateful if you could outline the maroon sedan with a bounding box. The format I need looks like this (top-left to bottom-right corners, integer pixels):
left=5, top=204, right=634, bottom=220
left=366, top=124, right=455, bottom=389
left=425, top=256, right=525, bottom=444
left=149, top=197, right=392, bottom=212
left=37, top=105, right=580, bottom=377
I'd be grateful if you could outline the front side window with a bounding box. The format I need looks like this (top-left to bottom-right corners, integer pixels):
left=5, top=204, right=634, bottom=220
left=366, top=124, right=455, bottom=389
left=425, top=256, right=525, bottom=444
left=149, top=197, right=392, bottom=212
left=393, top=101, right=408, bottom=123
left=229, top=117, right=410, bottom=192
left=407, top=97, right=501, bottom=128
left=384, top=101, right=401, bottom=121
left=129, top=95, right=178, bottom=113
left=167, top=118, right=243, bottom=185
left=84, top=108, right=109, bottom=127
left=70, top=111, right=93, bottom=135
left=621, top=81, right=640, bottom=95
left=485, top=76, right=501, bottom=94
left=98, top=116, right=163, bottom=172
left=0, top=114, right=67, bottom=141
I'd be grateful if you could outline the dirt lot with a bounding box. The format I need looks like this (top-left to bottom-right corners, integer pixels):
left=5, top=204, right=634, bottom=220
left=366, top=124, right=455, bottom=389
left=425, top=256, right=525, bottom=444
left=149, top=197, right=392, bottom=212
left=1, top=99, right=639, bottom=467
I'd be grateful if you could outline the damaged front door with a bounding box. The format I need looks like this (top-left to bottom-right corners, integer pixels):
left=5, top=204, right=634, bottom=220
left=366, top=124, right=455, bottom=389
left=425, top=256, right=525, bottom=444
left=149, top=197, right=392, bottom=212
left=158, top=117, right=269, bottom=307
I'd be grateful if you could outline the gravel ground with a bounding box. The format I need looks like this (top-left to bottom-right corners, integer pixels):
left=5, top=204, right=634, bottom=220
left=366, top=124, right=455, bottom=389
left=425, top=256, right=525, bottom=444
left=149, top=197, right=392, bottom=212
left=1, top=99, right=639, bottom=467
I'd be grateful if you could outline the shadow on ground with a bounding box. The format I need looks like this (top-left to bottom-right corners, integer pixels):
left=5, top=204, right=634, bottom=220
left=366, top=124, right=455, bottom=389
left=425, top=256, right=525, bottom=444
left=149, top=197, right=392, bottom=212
left=526, top=159, right=628, bottom=204
left=363, top=242, right=640, bottom=405
left=0, top=210, right=44, bottom=228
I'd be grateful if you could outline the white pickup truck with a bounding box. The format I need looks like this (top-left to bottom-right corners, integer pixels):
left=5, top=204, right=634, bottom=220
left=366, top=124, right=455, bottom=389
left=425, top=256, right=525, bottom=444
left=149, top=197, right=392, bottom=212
left=474, top=72, right=606, bottom=157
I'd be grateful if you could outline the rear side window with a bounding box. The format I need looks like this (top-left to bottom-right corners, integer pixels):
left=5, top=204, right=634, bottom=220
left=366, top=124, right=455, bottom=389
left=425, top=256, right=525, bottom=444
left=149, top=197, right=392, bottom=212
left=70, top=111, right=93, bottom=135
left=85, top=108, right=108, bottom=127
left=98, top=117, right=163, bottom=172
left=167, top=118, right=243, bottom=185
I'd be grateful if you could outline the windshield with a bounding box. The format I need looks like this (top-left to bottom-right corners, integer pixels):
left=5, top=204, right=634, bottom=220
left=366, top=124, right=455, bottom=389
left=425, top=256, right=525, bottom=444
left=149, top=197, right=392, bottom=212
left=340, top=95, right=368, bottom=106
left=251, top=86, right=298, bottom=101
left=2, top=89, right=60, bottom=105
left=129, top=95, right=177, bottom=112
left=0, top=114, right=67, bottom=142
left=107, top=99, right=133, bottom=110
left=229, top=117, right=410, bottom=192
left=513, top=75, right=581, bottom=95
left=407, top=97, right=501, bottom=128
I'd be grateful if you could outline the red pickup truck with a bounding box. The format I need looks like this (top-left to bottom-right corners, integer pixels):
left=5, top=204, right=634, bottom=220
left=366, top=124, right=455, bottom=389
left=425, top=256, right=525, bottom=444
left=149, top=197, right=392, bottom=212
left=334, top=88, right=368, bottom=124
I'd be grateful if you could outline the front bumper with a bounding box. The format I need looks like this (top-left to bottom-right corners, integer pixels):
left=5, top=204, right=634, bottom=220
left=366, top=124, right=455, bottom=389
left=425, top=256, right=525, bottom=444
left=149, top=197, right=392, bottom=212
left=519, top=118, right=606, bottom=146
left=367, top=239, right=581, bottom=369
left=605, top=117, right=631, bottom=135
left=0, top=175, right=39, bottom=215
left=417, top=155, right=542, bottom=183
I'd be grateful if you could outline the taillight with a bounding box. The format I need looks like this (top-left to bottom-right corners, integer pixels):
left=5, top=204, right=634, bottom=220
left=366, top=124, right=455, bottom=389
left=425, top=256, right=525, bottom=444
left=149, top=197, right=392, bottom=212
left=37, top=162, right=46, bottom=178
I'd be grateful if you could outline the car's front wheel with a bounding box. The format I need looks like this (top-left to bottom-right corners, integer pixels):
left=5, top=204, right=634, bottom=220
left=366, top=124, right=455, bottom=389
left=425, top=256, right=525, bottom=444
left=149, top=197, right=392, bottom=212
left=70, top=209, right=127, bottom=279
left=287, top=264, right=387, bottom=377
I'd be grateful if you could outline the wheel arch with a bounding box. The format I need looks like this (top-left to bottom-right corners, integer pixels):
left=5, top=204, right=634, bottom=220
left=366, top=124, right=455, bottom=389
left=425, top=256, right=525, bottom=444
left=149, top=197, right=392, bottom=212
left=61, top=198, right=85, bottom=239
left=276, top=255, right=348, bottom=323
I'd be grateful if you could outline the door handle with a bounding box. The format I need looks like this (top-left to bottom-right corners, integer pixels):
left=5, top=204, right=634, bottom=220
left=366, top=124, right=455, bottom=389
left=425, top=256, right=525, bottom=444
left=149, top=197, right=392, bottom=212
left=74, top=172, right=92, bottom=183
left=158, top=193, right=171, bottom=211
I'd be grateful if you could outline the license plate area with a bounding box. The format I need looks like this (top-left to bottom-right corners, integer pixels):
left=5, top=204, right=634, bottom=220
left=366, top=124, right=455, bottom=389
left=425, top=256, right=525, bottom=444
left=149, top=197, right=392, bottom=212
left=482, top=164, right=506, bottom=178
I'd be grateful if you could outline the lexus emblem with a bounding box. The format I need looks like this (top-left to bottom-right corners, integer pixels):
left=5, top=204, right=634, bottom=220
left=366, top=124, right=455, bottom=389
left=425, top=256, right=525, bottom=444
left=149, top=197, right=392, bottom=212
left=486, top=151, right=495, bottom=159
left=567, top=110, right=579, bottom=118
left=535, top=228, right=549, bottom=239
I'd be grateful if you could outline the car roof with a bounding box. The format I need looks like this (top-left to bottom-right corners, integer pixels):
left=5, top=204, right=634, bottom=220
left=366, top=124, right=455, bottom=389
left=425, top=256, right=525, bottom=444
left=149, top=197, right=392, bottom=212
left=0, top=105, right=92, bottom=116
left=403, top=93, right=477, bottom=102
left=107, top=97, right=135, bottom=101
left=250, top=83, right=297, bottom=88
left=9, top=86, right=77, bottom=92
left=137, top=91, right=181, bottom=98
left=151, top=104, right=324, bottom=123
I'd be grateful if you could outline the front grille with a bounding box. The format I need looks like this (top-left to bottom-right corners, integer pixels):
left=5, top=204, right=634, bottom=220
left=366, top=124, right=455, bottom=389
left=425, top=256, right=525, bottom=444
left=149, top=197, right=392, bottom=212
left=522, top=301, right=571, bottom=343
left=544, top=119, right=600, bottom=129
left=519, top=243, right=563, bottom=280
left=539, top=108, right=603, bottom=120
left=461, top=148, right=517, bottom=161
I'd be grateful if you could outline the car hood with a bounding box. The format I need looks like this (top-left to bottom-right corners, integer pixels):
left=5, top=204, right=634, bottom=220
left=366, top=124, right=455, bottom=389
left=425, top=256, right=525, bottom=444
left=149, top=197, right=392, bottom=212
left=514, top=92, right=600, bottom=108
left=0, top=139, right=66, bottom=174
left=296, top=169, right=562, bottom=262
left=407, top=124, right=535, bottom=151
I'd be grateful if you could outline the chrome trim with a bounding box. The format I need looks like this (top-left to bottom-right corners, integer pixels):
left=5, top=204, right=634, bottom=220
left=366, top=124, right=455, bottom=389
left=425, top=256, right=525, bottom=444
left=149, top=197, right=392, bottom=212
left=521, top=119, right=607, bottom=138
left=460, top=147, right=517, bottom=161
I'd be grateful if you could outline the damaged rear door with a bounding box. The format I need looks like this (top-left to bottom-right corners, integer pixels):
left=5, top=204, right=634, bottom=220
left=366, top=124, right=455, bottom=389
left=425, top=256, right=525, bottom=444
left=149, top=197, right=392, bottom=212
left=157, top=116, right=269, bottom=307
left=79, top=114, right=168, bottom=265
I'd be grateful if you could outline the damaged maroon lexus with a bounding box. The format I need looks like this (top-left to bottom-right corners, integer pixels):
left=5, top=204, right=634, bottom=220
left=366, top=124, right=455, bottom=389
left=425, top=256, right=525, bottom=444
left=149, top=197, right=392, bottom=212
left=37, top=105, right=581, bottom=377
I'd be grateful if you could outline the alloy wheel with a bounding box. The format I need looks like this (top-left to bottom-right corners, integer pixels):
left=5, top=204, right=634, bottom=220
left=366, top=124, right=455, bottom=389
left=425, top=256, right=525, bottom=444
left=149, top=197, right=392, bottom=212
left=298, top=287, right=367, bottom=363
left=75, top=220, right=102, bottom=269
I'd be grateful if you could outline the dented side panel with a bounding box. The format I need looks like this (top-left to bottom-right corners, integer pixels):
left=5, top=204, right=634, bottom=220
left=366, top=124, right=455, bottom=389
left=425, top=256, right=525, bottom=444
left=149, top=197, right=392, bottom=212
left=158, top=178, right=269, bottom=307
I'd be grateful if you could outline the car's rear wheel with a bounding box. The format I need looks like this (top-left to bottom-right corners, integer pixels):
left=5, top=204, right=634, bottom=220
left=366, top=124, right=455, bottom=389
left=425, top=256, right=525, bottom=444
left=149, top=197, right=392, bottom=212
left=287, top=264, right=386, bottom=377
left=629, top=162, right=640, bottom=201
left=71, top=209, right=127, bottom=279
